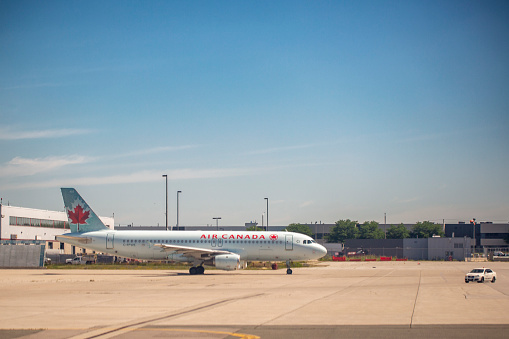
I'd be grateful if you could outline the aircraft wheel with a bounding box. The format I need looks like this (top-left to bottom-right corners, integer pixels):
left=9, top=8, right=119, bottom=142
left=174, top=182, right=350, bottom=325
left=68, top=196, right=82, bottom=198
left=189, top=267, right=197, bottom=275
left=286, top=268, right=293, bottom=275
left=197, top=266, right=205, bottom=275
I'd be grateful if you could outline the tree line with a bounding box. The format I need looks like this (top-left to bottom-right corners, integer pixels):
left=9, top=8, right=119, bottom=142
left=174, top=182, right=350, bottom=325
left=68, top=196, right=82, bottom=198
left=326, top=219, right=445, bottom=243
left=247, top=220, right=445, bottom=243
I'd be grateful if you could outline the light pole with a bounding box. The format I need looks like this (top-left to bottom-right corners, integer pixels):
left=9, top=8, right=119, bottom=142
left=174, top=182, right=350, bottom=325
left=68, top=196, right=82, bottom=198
left=384, top=212, right=387, bottom=239
left=471, top=218, right=476, bottom=253
left=213, top=217, right=221, bottom=231
left=162, top=175, right=168, bottom=231
left=176, top=190, right=181, bottom=230
left=264, top=198, right=269, bottom=232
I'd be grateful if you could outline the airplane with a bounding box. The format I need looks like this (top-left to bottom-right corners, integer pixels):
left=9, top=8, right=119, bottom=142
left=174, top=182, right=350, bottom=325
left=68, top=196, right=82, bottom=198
left=56, top=188, right=328, bottom=275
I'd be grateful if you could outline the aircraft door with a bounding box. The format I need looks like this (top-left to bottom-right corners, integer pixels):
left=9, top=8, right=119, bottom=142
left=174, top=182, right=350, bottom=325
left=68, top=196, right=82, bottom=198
left=106, top=233, right=114, bottom=249
left=285, top=235, right=293, bottom=251
left=218, top=238, right=223, bottom=247
left=211, top=238, right=217, bottom=247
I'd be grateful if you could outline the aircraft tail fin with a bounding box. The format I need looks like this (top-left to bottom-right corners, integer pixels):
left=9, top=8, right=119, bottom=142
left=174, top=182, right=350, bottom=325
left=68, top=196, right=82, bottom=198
left=61, top=188, right=108, bottom=233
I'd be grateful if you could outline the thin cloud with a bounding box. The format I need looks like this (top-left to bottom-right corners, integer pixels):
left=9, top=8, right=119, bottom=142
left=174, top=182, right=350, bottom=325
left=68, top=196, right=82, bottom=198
left=112, top=145, right=199, bottom=158
left=0, top=155, right=93, bottom=177
left=1, top=162, right=316, bottom=190
left=299, top=201, right=314, bottom=208
left=0, top=127, right=94, bottom=140
left=1, top=83, right=65, bottom=90
left=393, top=196, right=420, bottom=204
left=247, top=144, right=316, bottom=155
left=246, top=140, right=345, bottom=156
left=2, top=166, right=273, bottom=190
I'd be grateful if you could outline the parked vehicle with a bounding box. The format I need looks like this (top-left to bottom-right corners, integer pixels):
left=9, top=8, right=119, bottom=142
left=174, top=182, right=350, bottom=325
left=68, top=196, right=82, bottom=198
left=465, top=268, right=496, bottom=283
left=66, top=255, right=96, bottom=265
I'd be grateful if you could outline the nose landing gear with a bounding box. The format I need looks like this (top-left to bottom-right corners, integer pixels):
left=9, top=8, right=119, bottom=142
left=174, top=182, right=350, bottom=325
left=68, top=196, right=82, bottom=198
left=286, top=260, right=292, bottom=275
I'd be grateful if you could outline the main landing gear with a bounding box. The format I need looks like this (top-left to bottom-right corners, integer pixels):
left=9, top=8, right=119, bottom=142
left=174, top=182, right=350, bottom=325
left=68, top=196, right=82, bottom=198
left=286, top=260, right=292, bottom=275
left=189, top=266, right=205, bottom=275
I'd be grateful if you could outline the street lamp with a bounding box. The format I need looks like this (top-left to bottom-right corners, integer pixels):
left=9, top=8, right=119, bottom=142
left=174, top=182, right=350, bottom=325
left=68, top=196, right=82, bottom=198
left=264, top=198, right=269, bottom=232
left=162, top=175, right=168, bottom=231
left=213, top=217, right=221, bottom=231
left=176, top=190, right=182, bottom=230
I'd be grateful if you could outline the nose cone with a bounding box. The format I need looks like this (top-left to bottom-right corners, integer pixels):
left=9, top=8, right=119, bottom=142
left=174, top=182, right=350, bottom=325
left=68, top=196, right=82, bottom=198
left=317, top=244, right=327, bottom=258
left=311, top=243, right=327, bottom=259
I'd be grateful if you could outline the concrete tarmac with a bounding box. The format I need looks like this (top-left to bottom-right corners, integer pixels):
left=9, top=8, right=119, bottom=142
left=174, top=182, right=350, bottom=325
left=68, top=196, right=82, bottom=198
left=0, top=261, right=508, bottom=338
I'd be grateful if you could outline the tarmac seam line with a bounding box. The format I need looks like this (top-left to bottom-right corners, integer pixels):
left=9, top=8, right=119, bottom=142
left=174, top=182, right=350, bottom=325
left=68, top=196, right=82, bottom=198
left=261, top=269, right=396, bottom=326
left=71, top=293, right=265, bottom=339
left=410, top=270, right=422, bottom=328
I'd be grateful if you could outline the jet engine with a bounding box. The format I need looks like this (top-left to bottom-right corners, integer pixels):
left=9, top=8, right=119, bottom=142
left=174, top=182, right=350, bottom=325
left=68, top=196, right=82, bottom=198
left=214, top=253, right=241, bottom=271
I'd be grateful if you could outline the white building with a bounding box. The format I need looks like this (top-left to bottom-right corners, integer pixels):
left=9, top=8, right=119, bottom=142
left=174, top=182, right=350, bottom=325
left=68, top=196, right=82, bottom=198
left=0, top=204, right=113, bottom=254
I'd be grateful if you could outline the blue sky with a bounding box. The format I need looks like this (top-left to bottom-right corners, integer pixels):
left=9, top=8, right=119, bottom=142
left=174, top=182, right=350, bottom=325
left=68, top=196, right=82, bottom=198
left=1, top=1, right=508, bottom=227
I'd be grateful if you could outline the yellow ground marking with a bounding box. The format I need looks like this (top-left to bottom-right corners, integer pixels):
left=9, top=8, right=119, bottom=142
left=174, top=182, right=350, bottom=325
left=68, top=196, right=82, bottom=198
left=137, top=327, right=260, bottom=338
left=15, top=327, right=260, bottom=339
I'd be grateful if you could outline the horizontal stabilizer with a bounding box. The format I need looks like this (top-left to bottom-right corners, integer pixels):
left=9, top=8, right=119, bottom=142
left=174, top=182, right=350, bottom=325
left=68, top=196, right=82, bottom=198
left=56, top=234, right=92, bottom=244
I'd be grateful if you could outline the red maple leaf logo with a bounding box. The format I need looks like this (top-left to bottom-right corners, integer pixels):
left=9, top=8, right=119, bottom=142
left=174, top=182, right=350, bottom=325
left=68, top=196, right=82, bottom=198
left=68, top=205, right=90, bottom=224
left=270, top=234, right=278, bottom=241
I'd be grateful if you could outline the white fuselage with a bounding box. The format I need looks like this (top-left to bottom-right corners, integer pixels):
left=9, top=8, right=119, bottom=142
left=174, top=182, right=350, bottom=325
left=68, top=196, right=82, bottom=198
left=57, top=230, right=327, bottom=262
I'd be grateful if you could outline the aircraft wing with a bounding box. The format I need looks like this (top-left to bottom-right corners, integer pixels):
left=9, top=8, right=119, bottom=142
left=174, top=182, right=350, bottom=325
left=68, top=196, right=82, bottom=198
left=153, top=243, right=233, bottom=260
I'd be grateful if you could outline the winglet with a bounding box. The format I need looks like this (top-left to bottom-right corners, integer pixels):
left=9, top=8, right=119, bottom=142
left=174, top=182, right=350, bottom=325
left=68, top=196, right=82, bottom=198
left=61, top=188, right=108, bottom=233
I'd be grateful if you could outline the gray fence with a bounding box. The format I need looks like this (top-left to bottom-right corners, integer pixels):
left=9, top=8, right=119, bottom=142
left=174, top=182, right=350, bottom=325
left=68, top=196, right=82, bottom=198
left=0, top=244, right=45, bottom=268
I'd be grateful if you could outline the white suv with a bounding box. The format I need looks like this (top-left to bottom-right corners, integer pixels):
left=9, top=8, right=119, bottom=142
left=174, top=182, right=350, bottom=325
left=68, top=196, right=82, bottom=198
left=465, top=268, right=496, bottom=283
